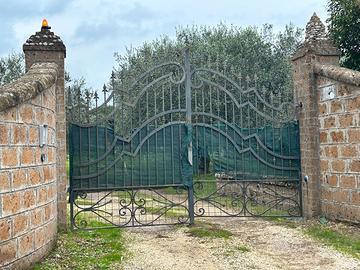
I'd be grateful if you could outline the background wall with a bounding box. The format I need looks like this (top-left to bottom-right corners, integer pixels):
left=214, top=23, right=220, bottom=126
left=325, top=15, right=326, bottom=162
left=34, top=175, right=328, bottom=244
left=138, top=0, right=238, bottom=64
left=317, top=75, right=360, bottom=223
left=292, top=13, right=360, bottom=223
left=0, top=63, right=59, bottom=269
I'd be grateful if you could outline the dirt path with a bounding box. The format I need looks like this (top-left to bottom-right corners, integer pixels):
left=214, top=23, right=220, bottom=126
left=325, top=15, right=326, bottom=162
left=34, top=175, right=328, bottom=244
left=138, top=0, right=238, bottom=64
left=119, top=218, right=359, bottom=270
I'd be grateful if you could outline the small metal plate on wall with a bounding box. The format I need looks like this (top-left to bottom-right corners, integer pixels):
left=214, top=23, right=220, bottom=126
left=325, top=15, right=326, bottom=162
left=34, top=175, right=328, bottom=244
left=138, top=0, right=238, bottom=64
left=320, top=84, right=337, bottom=101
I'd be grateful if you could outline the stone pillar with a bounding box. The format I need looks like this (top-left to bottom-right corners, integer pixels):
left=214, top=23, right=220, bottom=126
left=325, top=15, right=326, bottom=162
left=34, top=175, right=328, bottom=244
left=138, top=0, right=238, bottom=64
left=291, top=13, right=340, bottom=218
left=23, top=20, right=67, bottom=230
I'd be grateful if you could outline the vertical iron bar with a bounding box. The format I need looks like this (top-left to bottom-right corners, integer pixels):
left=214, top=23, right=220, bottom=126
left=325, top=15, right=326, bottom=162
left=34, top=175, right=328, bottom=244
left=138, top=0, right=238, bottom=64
left=155, top=123, right=158, bottom=186
left=139, top=112, right=142, bottom=187
left=255, top=87, right=260, bottom=182
left=265, top=116, right=268, bottom=182
left=185, top=47, right=194, bottom=224
left=95, top=93, right=100, bottom=189
left=146, top=77, right=150, bottom=188
left=69, top=189, right=75, bottom=230
left=233, top=102, right=237, bottom=180
left=112, top=95, right=116, bottom=185
left=130, top=106, right=133, bottom=188
left=170, top=86, right=175, bottom=184
left=288, top=122, right=291, bottom=171
left=69, top=123, right=75, bottom=230
left=88, top=125, right=91, bottom=188
left=225, top=88, right=228, bottom=174
left=202, top=87, right=206, bottom=174
left=272, top=95, right=276, bottom=179
left=145, top=72, right=150, bottom=187
left=102, top=85, right=108, bottom=189
left=77, top=89, right=81, bottom=122
left=79, top=127, right=82, bottom=190
left=162, top=85, right=166, bottom=184
left=121, top=91, right=125, bottom=187
left=210, top=85, right=213, bottom=177
left=240, top=78, right=244, bottom=182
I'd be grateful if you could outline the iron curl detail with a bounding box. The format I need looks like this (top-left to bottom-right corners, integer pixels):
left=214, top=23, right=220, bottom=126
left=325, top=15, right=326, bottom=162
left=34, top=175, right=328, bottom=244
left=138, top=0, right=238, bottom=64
left=71, top=188, right=191, bottom=229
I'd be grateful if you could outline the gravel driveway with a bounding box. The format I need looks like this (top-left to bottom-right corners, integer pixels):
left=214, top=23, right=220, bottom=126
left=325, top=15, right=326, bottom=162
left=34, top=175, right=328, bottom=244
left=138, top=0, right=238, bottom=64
left=118, top=218, right=359, bottom=270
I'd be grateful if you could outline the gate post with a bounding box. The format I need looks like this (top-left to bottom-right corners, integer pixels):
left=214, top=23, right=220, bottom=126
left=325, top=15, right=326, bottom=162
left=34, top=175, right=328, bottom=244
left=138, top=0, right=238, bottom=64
left=23, top=20, right=67, bottom=230
left=291, top=13, right=340, bottom=218
left=184, top=47, right=195, bottom=224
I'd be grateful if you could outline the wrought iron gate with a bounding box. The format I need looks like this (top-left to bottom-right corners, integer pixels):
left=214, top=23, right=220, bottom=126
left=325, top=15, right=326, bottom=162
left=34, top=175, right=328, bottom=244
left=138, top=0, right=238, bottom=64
left=68, top=48, right=302, bottom=229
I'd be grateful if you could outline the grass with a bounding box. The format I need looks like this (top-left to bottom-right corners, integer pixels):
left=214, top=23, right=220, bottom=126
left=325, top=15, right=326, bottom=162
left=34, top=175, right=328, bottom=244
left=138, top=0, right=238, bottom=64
left=188, top=227, right=232, bottom=239
left=161, top=175, right=216, bottom=195
left=145, top=206, right=188, bottom=218
left=194, top=174, right=217, bottom=181
left=76, top=199, right=94, bottom=206
left=66, top=158, right=69, bottom=177
left=33, top=220, right=125, bottom=270
left=265, top=216, right=298, bottom=228
left=113, top=190, right=131, bottom=198
left=223, top=244, right=251, bottom=256
left=304, top=225, right=360, bottom=260
left=266, top=217, right=360, bottom=260
left=162, top=186, right=187, bottom=195
left=188, top=223, right=233, bottom=239
left=236, top=245, right=250, bottom=252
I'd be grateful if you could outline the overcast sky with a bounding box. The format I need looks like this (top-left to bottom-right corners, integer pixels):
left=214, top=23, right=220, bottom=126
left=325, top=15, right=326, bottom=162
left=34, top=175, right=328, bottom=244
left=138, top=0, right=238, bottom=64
left=0, top=0, right=328, bottom=90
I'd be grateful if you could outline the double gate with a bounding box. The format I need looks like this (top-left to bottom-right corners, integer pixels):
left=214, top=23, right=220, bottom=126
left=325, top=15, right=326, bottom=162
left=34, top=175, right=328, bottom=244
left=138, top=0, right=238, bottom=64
left=68, top=48, right=302, bottom=229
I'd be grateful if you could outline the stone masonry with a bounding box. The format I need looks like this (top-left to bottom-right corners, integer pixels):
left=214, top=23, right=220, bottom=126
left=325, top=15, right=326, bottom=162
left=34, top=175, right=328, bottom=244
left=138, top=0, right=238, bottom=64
left=293, top=13, right=360, bottom=223
left=317, top=67, right=360, bottom=223
left=23, top=23, right=67, bottom=230
left=0, top=22, right=66, bottom=269
left=0, top=63, right=58, bottom=269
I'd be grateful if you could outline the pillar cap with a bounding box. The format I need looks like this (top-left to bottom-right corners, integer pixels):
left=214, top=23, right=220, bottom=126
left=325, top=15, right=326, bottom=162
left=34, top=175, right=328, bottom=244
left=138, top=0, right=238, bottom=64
left=292, top=13, right=340, bottom=61
left=23, top=20, right=66, bottom=57
left=304, top=13, right=327, bottom=44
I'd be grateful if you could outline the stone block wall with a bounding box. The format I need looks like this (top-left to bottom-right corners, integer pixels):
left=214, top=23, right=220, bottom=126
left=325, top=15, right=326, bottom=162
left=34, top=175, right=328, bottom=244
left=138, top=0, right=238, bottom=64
left=291, top=13, right=341, bottom=218
left=292, top=13, right=360, bottom=223
left=23, top=26, right=67, bottom=230
left=317, top=71, right=360, bottom=223
left=0, top=63, right=59, bottom=269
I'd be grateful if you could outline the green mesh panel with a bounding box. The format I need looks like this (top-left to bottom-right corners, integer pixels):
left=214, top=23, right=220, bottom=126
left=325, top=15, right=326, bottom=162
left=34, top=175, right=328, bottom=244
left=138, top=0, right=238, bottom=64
left=192, top=121, right=300, bottom=179
left=70, top=120, right=300, bottom=190
left=69, top=123, right=191, bottom=190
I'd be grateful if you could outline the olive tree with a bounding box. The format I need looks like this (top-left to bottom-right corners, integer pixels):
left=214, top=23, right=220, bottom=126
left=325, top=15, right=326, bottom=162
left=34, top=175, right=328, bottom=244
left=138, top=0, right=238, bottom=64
left=109, top=24, right=303, bottom=134
left=0, top=52, right=25, bottom=85
left=327, top=0, right=360, bottom=71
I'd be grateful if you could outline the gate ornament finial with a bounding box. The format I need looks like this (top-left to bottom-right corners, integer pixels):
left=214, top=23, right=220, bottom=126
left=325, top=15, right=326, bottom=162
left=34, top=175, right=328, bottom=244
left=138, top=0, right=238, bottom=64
left=41, top=19, right=51, bottom=30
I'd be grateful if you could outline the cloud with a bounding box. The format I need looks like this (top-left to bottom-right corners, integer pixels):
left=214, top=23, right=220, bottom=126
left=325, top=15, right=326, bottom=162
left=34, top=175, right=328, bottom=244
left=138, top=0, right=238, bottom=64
left=72, top=3, right=160, bottom=44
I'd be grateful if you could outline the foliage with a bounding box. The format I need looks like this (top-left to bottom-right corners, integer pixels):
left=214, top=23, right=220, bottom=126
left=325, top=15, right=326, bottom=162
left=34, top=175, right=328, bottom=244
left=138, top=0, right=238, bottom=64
left=33, top=221, right=126, bottom=270
left=66, top=75, right=95, bottom=123
left=114, top=23, right=302, bottom=100
left=304, top=224, right=360, bottom=259
left=0, top=52, right=25, bottom=86
left=0, top=52, right=92, bottom=127
left=65, top=75, right=96, bottom=154
left=327, top=0, right=360, bottom=70
left=108, top=24, right=303, bottom=136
